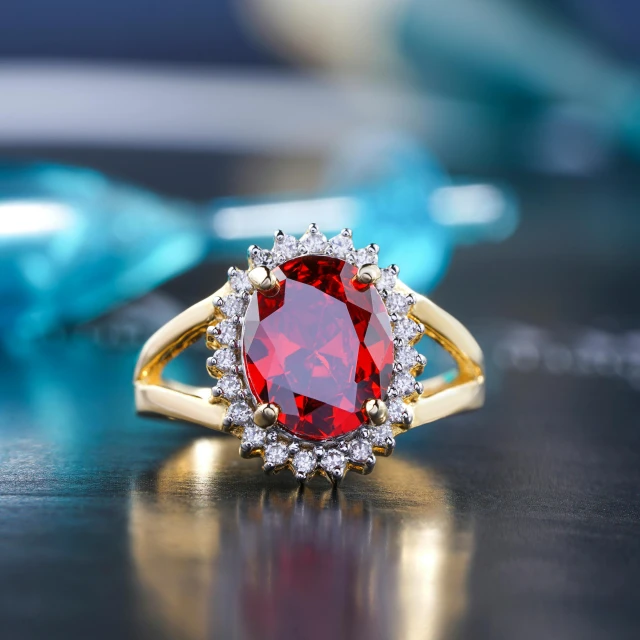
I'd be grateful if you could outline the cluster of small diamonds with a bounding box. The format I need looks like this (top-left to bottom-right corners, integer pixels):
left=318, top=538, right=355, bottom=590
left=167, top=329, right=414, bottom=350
left=205, top=224, right=426, bottom=483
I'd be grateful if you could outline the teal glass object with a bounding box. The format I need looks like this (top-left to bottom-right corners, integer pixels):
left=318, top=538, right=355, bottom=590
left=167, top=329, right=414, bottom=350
left=322, top=134, right=518, bottom=291
left=0, top=163, right=206, bottom=344
left=208, top=136, right=517, bottom=292
left=0, top=142, right=517, bottom=348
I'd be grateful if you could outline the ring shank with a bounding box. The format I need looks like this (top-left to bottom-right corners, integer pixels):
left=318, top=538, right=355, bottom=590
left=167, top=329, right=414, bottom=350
left=396, top=282, right=484, bottom=427
left=134, top=281, right=484, bottom=432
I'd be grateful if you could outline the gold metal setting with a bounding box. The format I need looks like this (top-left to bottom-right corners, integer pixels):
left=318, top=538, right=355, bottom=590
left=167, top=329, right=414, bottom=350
left=364, top=398, right=389, bottom=426
left=133, top=224, right=485, bottom=484
left=253, top=403, right=280, bottom=428
left=355, top=264, right=381, bottom=285
left=248, top=266, right=278, bottom=293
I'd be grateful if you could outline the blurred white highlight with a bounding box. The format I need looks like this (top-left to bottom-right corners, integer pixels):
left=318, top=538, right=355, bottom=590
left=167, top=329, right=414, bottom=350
left=430, top=184, right=504, bottom=226
left=0, top=201, right=75, bottom=238
left=212, top=197, right=358, bottom=239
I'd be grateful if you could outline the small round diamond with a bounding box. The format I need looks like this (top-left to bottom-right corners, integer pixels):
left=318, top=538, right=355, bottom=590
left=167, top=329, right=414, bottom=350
left=265, top=442, right=288, bottom=466
left=221, top=294, right=246, bottom=317
left=300, top=231, right=327, bottom=254
left=392, top=372, right=416, bottom=396
left=353, top=246, right=379, bottom=267
left=216, top=319, right=240, bottom=345
left=385, top=292, right=411, bottom=315
left=349, top=439, right=373, bottom=462
left=328, top=234, right=354, bottom=259
left=227, top=402, right=253, bottom=426
left=393, top=318, right=422, bottom=342
left=251, top=248, right=274, bottom=268
left=376, top=268, right=397, bottom=291
left=211, top=348, right=237, bottom=372
left=292, top=450, right=316, bottom=475
left=242, top=425, right=266, bottom=447
left=387, top=398, right=408, bottom=424
left=321, top=449, right=346, bottom=473
left=370, top=423, right=394, bottom=446
left=396, top=346, right=419, bottom=369
left=273, top=234, right=299, bottom=262
left=229, top=269, right=252, bottom=293
left=218, top=375, right=242, bottom=399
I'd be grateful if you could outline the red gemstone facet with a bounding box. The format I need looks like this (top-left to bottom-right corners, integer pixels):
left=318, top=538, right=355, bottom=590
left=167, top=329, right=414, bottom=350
left=243, top=255, right=394, bottom=441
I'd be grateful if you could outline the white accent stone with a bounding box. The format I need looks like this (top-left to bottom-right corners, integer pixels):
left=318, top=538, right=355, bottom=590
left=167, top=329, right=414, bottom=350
left=396, top=345, right=419, bottom=369
left=328, top=234, right=354, bottom=259
left=387, top=398, right=408, bottom=424
left=229, top=269, right=252, bottom=293
left=292, top=450, right=316, bottom=474
left=376, top=267, right=397, bottom=291
left=251, top=248, right=274, bottom=268
left=265, top=442, right=288, bottom=465
left=392, top=372, right=416, bottom=397
left=321, top=449, right=346, bottom=472
left=221, top=294, right=246, bottom=317
left=218, top=375, right=242, bottom=399
left=273, top=234, right=299, bottom=262
left=393, top=318, right=422, bottom=342
left=212, top=347, right=237, bottom=372
left=216, top=319, right=240, bottom=345
left=227, top=402, right=253, bottom=427
left=385, top=292, right=410, bottom=315
left=370, top=423, right=394, bottom=447
left=300, top=231, right=328, bottom=254
left=242, top=425, right=266, bottom=447
left=349, top=439, right=373, bottom=462
left=353, top=247, right=379, bottom=267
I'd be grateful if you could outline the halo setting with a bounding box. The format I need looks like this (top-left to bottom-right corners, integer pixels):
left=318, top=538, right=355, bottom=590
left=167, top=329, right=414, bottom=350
left=134, top=222, right=485, bottom=485
left=206, top=224, right=426, bottom=484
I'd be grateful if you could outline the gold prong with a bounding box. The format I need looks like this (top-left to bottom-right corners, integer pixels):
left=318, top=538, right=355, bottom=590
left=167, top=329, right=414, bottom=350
left=355, top=264, right=381, bottom=286
left=248, top=266, right=278, bottom=293
left=253, top=403, right=280, bottom=427
left=364, top=398, right=388, bottom=426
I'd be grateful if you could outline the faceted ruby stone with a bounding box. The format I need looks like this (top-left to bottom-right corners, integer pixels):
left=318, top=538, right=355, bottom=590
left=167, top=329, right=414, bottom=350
left=243, top=255, right=394, bottom=441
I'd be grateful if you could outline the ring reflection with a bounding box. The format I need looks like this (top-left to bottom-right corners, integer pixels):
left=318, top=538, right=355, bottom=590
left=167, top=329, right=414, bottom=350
left=129, top=437, right=474, bottom=640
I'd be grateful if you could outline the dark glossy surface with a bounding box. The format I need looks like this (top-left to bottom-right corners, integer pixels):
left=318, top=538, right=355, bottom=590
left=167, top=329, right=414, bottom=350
left=1, top=157, right=640, bottom=640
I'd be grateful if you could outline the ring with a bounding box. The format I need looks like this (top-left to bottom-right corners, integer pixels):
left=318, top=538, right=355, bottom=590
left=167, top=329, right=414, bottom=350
left=134, top=223, right=485, bottom=484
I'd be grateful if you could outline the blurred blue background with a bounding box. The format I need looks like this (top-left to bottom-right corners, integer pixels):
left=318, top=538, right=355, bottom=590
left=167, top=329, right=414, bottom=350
left=3, top=0, right=640, bottom=344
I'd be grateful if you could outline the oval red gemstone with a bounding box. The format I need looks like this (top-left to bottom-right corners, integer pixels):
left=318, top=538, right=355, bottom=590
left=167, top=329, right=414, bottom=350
left=243, top=255, right=394, bottom=441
